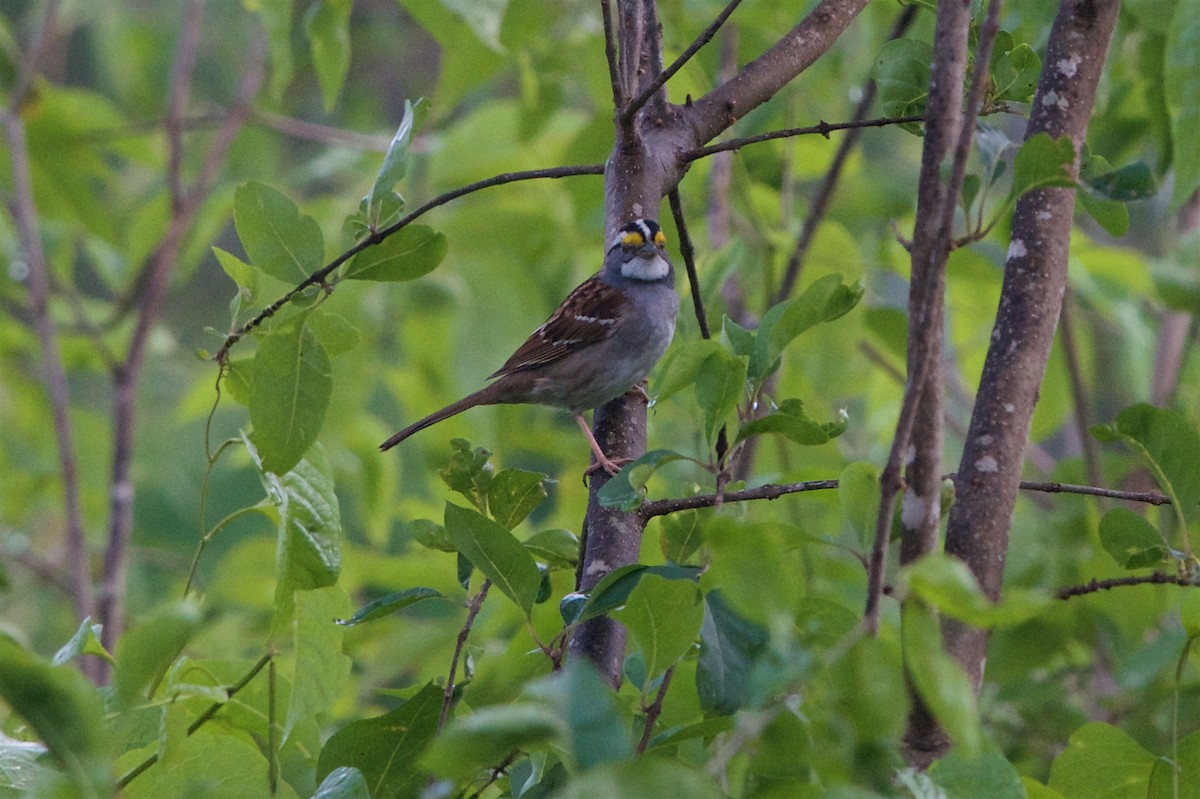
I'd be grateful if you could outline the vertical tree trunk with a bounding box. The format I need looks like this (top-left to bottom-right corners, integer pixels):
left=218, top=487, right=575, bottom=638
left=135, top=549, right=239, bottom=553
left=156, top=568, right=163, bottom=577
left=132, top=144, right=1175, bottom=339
left=942, top=0, right=1121, bottom=691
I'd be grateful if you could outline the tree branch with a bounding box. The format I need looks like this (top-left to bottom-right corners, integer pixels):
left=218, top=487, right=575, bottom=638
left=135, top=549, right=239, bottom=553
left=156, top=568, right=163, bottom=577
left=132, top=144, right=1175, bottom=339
left=1, top=0, right=92, bottom=628
left=600, top=0, right=626, bottom=109
left=214, top=163, right=604, bottom=363
left=683, top=114, right=926, bottom=161
left=1057, top=572, right=1196, bottom=600
left=622, top=0, right=745, bottom=124
left=686, top=0, right=871, bottom=145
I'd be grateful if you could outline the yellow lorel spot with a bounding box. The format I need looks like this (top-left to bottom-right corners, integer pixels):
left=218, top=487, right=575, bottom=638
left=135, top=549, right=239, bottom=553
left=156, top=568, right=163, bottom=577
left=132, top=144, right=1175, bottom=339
left=653, top=230, right=666, bottom=245
left=622, top=231, right=645, bottom=246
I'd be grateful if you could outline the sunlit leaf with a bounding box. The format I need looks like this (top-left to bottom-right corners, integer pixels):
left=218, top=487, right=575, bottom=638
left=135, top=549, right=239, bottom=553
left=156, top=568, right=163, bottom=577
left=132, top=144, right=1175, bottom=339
left=1047, top=722, right=1156, bottom=798
left=1098, top=508, right=1171, bottom=569
left=444, top=502, right=540, bottom=615
left=233, top=181, right=325, bottom=283
left=1011, top=133, right=1076, bottom=198
left=488, top=468, right=549, bottom=530
left=345, top=225, right=448, bottom=282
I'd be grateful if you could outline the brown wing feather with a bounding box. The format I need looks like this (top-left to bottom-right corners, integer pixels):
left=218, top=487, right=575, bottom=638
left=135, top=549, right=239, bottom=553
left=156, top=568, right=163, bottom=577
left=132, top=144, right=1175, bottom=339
left=490, top=275, right=630, bottom=378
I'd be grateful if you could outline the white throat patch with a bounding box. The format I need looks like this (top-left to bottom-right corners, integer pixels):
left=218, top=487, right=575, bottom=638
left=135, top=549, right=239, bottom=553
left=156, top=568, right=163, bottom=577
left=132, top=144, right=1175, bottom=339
left=620, top=254, right=670, bottom=281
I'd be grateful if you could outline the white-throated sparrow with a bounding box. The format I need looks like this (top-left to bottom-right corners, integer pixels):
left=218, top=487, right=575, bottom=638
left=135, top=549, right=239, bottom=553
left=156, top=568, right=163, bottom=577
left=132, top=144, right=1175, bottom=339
left=380, top=219, right=679, bottom=474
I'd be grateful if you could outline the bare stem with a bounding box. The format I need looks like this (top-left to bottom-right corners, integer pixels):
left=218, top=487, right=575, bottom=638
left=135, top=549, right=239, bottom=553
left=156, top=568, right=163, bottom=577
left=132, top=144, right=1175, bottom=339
left=440, top=580, right=491, bottom=734
left=636, top=666, right=676, bottom=754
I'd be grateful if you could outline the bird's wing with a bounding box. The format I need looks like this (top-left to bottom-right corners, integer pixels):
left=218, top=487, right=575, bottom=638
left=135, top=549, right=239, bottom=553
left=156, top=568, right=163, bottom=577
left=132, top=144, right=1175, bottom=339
left=490, top=274, right=630, bottom=377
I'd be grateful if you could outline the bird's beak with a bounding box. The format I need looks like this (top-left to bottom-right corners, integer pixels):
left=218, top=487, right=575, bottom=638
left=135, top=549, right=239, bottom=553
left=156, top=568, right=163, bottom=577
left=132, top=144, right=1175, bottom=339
left=639, top=242, right=659, bottom=258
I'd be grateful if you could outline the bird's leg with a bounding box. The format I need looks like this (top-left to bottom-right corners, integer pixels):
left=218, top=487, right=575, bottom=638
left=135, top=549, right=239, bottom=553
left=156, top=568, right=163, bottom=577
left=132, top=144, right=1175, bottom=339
left=626, top=381, right=650, bottom=404
left=574, top=412, right=625, bottom=476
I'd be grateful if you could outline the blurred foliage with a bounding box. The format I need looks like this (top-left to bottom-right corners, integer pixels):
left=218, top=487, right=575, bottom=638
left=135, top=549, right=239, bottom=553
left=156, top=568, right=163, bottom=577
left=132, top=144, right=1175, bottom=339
left=2, top=0, right=1200, bottom=797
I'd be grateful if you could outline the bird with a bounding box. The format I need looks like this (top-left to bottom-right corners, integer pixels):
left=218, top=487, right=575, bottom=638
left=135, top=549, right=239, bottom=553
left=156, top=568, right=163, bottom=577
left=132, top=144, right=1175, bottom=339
left=380, top=218, right=679, bottom=475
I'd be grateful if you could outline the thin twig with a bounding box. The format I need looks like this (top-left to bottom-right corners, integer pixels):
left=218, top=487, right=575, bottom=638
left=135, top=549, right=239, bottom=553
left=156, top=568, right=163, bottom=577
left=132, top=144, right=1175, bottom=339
left=600, top=0, right=625, bottom=109
left=622, top=0, right=745, bottom=124
left=684, top=114, right=926, bottom=161
left=636, top=666, right=676, bottom=755
left=8, top=0, right=61, bottom=111
left=1014, top=480, right=1169, bottom=505
left=440, top=580, right=491, bottom=734
left=465, top=751, right=518, bottom=799
left=2, top=0, right=91, bottom=625
left=167, top=0, right=205, bottom=210
left=214, top=163, right=605, bottom=363
left=116, top=652, right=274, bottom=789
left=639, top=479, right=840, bottom=519
left=1057, top=572, right=1195, bottom=600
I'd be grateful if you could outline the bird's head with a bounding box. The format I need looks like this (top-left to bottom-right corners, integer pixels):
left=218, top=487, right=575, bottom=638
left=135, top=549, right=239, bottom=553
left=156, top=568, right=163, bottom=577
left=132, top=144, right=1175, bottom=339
left=608, top=219, right=672, bottom=281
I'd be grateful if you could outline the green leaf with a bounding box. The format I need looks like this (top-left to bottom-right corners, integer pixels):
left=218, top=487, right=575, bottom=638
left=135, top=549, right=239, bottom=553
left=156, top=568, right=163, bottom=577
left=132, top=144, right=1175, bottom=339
left=1166, top=0, right=1200, bottom=205
left=421, top=704, right=561, bottom=781
left=1011, top=133, right=1077, bottom=198
left=523, top=528, right=580, bottom=569
left=0, top=636, right=111, bottom=797
left=252, top=0, right=294, bottom=98
left=523, top=662, right=632, bottom=771
left=596, top=449, right=686, bottom=511
left=336, top=587, right=447, bottom=627
left=839, top=460, right=881, bottom=549
left=735, top=399, right=844, bottom=446
left=213, top=246, right=260, bottom=306
left=233, top=181, right=325, bottom=283
left=931, top=749, right=1026, bottom=799
left=695, top=348, right=748, bottom=444
left=1047, top=722, right=1156, bottom=799
left=1182, top=591, right=1200, bottom=638
left=573, top=564, right=702, bottom=626
left=871, top=38, right=932, bottom=134
left=653, top=339, right=725, bottom=403
left=305, top=0, right=352, bottom=112
left=1084, top=162, right=1158, bottom=201
left=317, top=682, right=442, bottom=797
left=1077, top=189, right=1131, bottom=237
left=902, top=602, right=980, bottom=758
left=696, top=590, right=769, bottom=714
left=246, top=438, right=343, bottom=634
left=753, top=273, right=864, bottom=381
left=989, top=35, right=1041, bottom=103
left=313, top=767, right=370, bottom=799
left=118, top=729, right=281, bottom=798
left=1100, top=404, right=1200, bottom=552
left=902, top=554, right=1049, bottom=629
left=439, top=439, right=494, bottom=513
left=345, top=225, right=448, bottom=282
left=51, top=616, right=113, bottom=667
left=659, top=509, right=705, bottom=565
left=614, top=574, right=703, bottom=680
left=114, top=601, right=202, bottom=709
left=1098, top=508, right=1171, bottom=569
left=307, top=311, right=361, bottom=356
left=408, top=518, right=455, bottom=552
left=368, top=99, right=426, bottom=226
left=1149, top=725, right=1200, bottom=797
left=223, top=357, right=254, bottom=407
left=549, top=759, right=726, bottom=799
left=487, top=468, right=549, bottom=530
left=285, top=586, right=352, bottom=743
left=444, top=502, right=540, bottom=615
left=249, top=314, right=332, bottom=475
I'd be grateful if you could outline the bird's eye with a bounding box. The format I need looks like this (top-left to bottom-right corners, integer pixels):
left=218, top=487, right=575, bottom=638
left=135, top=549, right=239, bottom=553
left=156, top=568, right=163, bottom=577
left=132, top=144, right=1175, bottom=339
left=653, top=230, right=666, bottom=246
left=621, top=231, right=645, bottom=247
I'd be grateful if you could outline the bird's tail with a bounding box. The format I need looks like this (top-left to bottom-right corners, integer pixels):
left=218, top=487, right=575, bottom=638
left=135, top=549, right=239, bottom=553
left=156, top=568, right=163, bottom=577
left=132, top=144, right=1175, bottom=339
left=378, top=385, right=502, bottom=452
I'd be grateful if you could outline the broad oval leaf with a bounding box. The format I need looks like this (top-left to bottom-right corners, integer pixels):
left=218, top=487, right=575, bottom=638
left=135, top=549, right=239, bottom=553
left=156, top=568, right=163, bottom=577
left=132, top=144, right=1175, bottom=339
left=421, top=704, right=562, bottom=782
left=1011, top=133, right=1076, bottom=198
left=488, top=468, right=549, bottom=530
left=596, top=449, right=686, bottom=511
left=233, top=181, right=325, bottom=282
left=444, top=502, right=540, bottom=615
left=697, top=590, right=769, bottom=714
left=317, top=682, right=442, bottom=797
left=614, top=574, right=703, bottom=680
left=345, top=224, right=448, bottom=282
left=1098, top=507, right=1171, bottom=569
